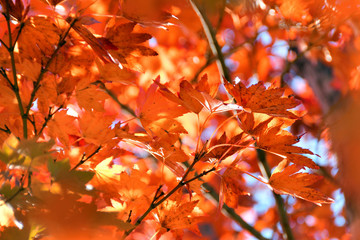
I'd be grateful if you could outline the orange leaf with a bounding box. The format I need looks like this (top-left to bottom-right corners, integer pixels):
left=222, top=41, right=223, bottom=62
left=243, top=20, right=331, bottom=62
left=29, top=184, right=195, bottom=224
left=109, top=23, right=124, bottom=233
left=90, top=157, right=125, bottom=200
left=117, top=170, right=157, bottom=213
left=0, top=0, right=29, bottom=22
left=36, top=76, right=58, bottom=115
left=96, top=60, right=135, bottom=85
left=137, top=82, right=188, bottom=140
left=204, top=132, right=253, bottom=162
left=279, top=0, right=312, bottom=24
left=120, top=0, right=174, bottom=28
left=269, top=161, right=334, bottom=206
left=256, top=123, right=318, bottom=169
left=76, top=85, right=108, bottom=112
left=17, top=16, right=61, bottom=60
left=225, top=81, right=300, bottom=118
left=47, top=110, right=78, bottom=146
left=156, top=197, right=201, bottom=234
left=156, top=79, right=243, bottom=114
left=79, top=111, right=114, bottom=145
left=220, top=166, right=250, bottom=208
left=179, top=80, right=205, bottom=114
left=105, top=19, right=158, bottom=69
left=68, top=17, right=116, bottom=63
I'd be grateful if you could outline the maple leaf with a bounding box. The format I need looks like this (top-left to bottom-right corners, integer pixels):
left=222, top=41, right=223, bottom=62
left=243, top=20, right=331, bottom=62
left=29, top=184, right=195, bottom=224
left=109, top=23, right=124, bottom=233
left=204, top=132, right=253, bottom=162
left=78, top=111, right=115, bottom=145
left=220, top=166, right=250, bottom=209
left=48, top=159, right=94, bottom=187
left=119, top=0, right=174, bottom=28
left=17, top=59, right=42, bottom=82
left=277, top=0, right=313, bottom=24
left=256, top=122, right=318, bottom=169
left=67, top=17, right=116, bottom=64
left=76, top=85, right=108, bottom=112
left=36, top=76, right=58, bottom=115
left=90, top=157, right=126, bottom=201
left=150, top=139, right=188, bottom=177
left=114, top=123, right=187, bottom=177
left=156, top=79, right=243, bottom=114
left=47, top=110, right=78, bottom=147
left=137, top=82, right=188, bottom=140
left=105, top=19, right=158, bottom=69
left=156, top=197, right=201, bottom=236
left=28, top=192, right=133, bottom=239
left=17, top=16, right=61, bottom=60
left=269, top=160, right=334, bottom=206
left=96, top=60, right=135, bottom=85
left=224, top=81, right=300, bottom=118
left=117, top=170, right=157, bottom=214
left=0, top=135, right=54, bottom=167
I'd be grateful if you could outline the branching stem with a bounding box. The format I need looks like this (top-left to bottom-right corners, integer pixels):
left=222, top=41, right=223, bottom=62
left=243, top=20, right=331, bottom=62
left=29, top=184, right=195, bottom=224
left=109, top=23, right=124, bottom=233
left=123, top=154, right=215, bottom=238
left=71, top=146, right=102, bottom=171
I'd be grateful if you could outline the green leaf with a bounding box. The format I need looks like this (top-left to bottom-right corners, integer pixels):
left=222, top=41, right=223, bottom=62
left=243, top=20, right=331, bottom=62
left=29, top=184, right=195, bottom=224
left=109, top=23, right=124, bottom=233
left=0, top=226, right=30, bottom=240
left=47, top=159, right=94, bottom=192
left=0, top=184, right=22, bottom=200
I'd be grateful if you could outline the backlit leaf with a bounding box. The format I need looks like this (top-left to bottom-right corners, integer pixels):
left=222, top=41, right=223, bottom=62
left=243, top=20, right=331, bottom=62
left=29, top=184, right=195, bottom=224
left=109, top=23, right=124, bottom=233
left=269, top=161, right=334, bottom=206
left=225, top=81, right=300, bottom=118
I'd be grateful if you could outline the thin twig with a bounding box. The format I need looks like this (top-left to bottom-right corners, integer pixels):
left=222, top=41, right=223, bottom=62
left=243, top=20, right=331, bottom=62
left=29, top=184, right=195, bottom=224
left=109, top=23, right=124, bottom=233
left=0, top=67, right=14, bottom=88
left=179, top=160, right=269, bottom=240
left=70, top=145, right=102, bottom=171
left=123, top=154, right=214, bottom=238
left=0, top=125, right=11, bottom=134
left=37, top=105, right=64, bottom=137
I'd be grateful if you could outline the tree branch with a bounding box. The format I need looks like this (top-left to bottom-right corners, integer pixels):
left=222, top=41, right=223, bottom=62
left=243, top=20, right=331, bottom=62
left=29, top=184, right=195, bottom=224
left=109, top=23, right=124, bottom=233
left=23, top=18, right=77, bottom=139
left=189, top=0, right=232, bottom=83
left=256, top=149, right=294, bottom=240
left=3, top=11, right=27, bottom=139
left=203, top=182, right=270, bottom=240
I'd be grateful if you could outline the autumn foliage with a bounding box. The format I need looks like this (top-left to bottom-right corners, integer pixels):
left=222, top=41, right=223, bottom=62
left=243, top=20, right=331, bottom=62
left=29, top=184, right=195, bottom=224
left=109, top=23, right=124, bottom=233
left=0, top=0, right=358, bottom=239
